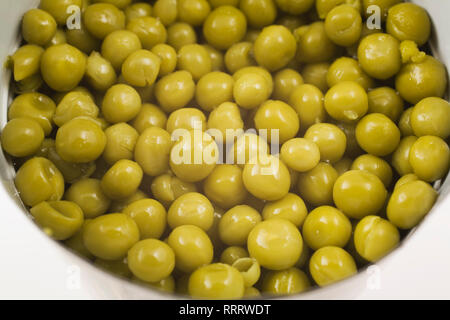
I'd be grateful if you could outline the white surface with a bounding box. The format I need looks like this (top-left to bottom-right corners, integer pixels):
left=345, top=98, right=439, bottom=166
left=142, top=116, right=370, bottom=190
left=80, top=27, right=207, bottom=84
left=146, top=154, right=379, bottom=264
left=1, top=0, right=450, bottom=300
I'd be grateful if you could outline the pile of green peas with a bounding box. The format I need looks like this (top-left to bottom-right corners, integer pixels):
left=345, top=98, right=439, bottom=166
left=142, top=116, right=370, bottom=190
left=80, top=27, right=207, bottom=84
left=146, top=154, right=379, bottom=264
left=1, top=0, right=449, bottom=299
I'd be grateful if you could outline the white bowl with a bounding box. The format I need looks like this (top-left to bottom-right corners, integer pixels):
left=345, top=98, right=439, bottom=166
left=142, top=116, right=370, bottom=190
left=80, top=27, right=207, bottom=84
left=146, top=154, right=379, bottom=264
left=0, top=0, right=449, bottom=299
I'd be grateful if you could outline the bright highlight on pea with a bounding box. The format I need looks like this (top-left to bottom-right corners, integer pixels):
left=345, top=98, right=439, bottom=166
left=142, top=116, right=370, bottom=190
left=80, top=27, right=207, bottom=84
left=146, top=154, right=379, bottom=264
left=1, top=0, right=448, bottom=299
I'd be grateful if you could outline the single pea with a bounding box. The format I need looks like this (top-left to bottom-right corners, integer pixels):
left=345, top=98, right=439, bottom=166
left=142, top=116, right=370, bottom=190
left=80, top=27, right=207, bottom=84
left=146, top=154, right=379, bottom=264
left=327, top=57, right=374, bottom=91
left=203, top=6, right=247, bottom=50
left=15, top=157, right=64, bottom=207
left=170, top=130, right=218, bottom=183
left=398, top=56, right=447, bottom=105
left=387, top=180, right=437, bottom=229
left=304, top=123, right=347, bottom=163
left=309, top=246, right=357, bottom=287
left=239, top=0, right=277, bottom=29
left=196, top=72, right=234, bottom=112
left=1, top=118, right=44, bottom=157
left=65, top=178, right=111, bottom=219
left=151, top=44, right=177, bottom=77
left=40, top=0, right=83, bottom=25
left=224, top=42, right=256, bottom=74
left=207, top=102, right=244, bottom=144
left=367, top=87, right=404, bottom=122
left=254, top=100, right=299, bottom=144
left=151, top=173, right=198, bottom=206
left=220, top=246, right=249, bottom=265
left=303, top=206, right=352, bottom=250
left=351, top=154, right=393, bottom=187
left=167, top=23, right=197, bottom=51
left=102, top=84, right=142, bottom=123
left=204, top=165, right=248, bottom=209
left=295, top=22, right=338, bottom=64
left=297, top=162, right=338, bottom=207
left=243, top=154, right=290, bottom=201
left=134, top=127, right=172, bottom=176
left=386, top=3, right=430, bottom=46
left=168, top=192, right=214, bottom=231
left=409, top=136, right=450, bottom=182
left=30, top=200, right=84, bottom=240
left=83, top=213, right=140, bottom=260
left=85, top=51, right=117, bottom=91
left=128, top=239, right=175, bottom=283
left=101, top=160, right=143, bottom=199
left=65, top=22, right=100, bottom=54
left=254, top=25, right=296, bottom=72
left=126, top=16, right=167, bottom=50
left=177, top=0, right=211, bottom=26
left=410, top=97, right=450, bottom=139
left=122, top=49, right=160, bottom=87
left=11, top=45, right=44, bottom=82
left=391, top=136, right=417, bottom=176
left=325, top=81, right=368, bottom=123
left=84, top=3, right=126, bottom=39
left=53, top=91, right=99, bottom=127
left=262, top=267, right=311, bottom=295
left=232, top=257, right=260, bottom=288
left=55, top=118, right=106, bottom=163
left=153, top=0, right=177, bottom=26
left=131, top=104, right=167, bottom=134
left=325, top=5, right=362, bottom=47
left=333, top=170, right=387, bottom=219
left=123, top=199, right=167, bottom=239
left=233, top=73, right=271, bottom=110
left=154, top=71, right=196, bottom=113
left=125, top=2, right=152, bottom=22
left=245, top=286, right=261, bottom=297
left=166, top=108, right=206, bottom=134
left=189, top=263, right=245, bottom=299
left=218, top=205, right=261, bottom=246
left=262, top=193, right=308, bottom=228
left=280, top=138, right=320, bottom=173
left=248, top=219, right=303, bottom=270
left=357, top=33, right=401, bottom=80
left=177, top=44, right=212, bottom=81
left=167, top=225, right=214, bottom=273
left=354, top=215, right=399, bottom=262
left=233, top=66, right=274, bottom=96
left=289, top=84, right=326, bottom=130
left=103, top=123, right=139, bottom=165
left=40, top=44, right=86, bottom=92
left=272, top=68, right=303, bottom=102
left=101, top=30, right=142, bottom=71
left=355, top=113, right=400, bottom=156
